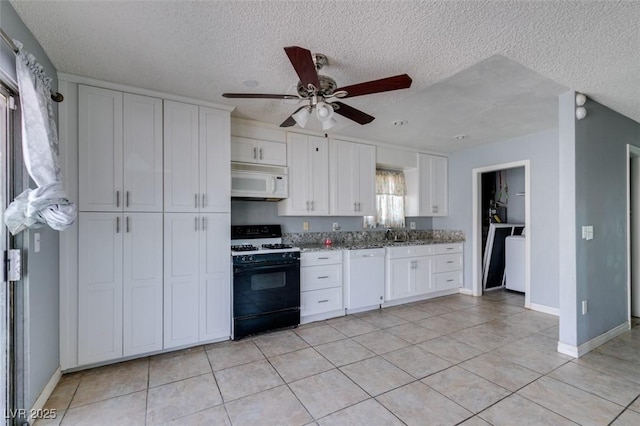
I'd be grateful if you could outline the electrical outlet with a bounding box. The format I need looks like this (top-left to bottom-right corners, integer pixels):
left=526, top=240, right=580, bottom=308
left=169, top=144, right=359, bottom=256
left=34, top=232, right=41, bottom=253
left=303, top=221, right=309, bottom=231
left=410, top=222, right=416, bottom=230
left=332, top=222, right=340, bottom=231
left=582, top=300, right=588, bottom=315
left=582, top=225, right=594, bottom=240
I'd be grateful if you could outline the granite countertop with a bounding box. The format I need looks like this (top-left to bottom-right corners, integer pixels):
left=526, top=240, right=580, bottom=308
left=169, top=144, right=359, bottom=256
left=298, top=239, right=464, bottom=252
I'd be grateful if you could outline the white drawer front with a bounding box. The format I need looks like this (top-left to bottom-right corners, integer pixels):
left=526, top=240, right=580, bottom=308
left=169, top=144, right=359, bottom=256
left=432, top=243, right=463, bottom=255
left=301, top=287, right=343, bottom=316
left=302, top=265, right=342, bottom=292
left=386, top=245, right=432, bottom=259
left=433, top=271, right=463, bottom=290
left=301, top=251, right=342, bottom=267
left=433, top=253, right=463, bottom=273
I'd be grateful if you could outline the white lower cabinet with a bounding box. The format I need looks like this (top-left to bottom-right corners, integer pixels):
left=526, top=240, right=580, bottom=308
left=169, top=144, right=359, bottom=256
left=164, top=213, right=230, bottom=349
left=385, top=246, right=432, bottom=301
left=385, top=244, right=463, bottom=303
left=78, top=212, right=163, bottom=365
left=300, top=251, right=344, bottom=322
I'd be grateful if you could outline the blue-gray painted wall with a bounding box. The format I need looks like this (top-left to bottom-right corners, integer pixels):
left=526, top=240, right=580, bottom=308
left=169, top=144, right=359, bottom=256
left=573, top=97, right=640, bottom=345
left=433, top=129, right=560, bottom=309
left=1, top=2, right=60, bottom=410
left=231, top=199, right=433, bottom=233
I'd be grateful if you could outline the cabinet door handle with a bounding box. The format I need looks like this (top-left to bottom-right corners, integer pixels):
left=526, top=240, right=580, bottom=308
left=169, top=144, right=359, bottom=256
left=116, top=190, right=120, bottom=208
left=125, top=191, right=130, bottom=208
left=195, top=217, right=199, bottom=231
left=317, top=276, right=329, bottom=279
left=195, top=193, right=199, bottom=208
left=126, top=216, right=130, bottom=233
left=259, top=147, right=263, bottom=160
left=116, top=216, right=120, bottom=233
left=358, top=202, right=361, bottom=211
left=253, top=147, right=257, bottom=159
left=318, top=257, right=329, bottom=260
left=447, top=279, right=455, bottom=282
left=447, top=261, right=454, bottom=264
left=318, top=299, right=329, bottom=303
left=354, top=202, right=357, bottom=212
left=447, top=247, right=454, bottom=250
left=201, top=194, right=206, bottom=208
left=432, top=206, right=438, bottom=213
left=310, top=201, right=314, bottom=211
left=202, top=216, right=207, bottom=231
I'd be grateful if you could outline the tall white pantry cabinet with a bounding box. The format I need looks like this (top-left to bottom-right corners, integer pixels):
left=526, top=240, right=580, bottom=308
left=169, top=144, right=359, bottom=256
left=62, top=81, right=232, bottom=369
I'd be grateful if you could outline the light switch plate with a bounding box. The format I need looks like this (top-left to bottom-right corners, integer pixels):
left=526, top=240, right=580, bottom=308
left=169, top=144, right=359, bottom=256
left=410, top=222, right=416, bottom=230
left=303, top=221, right=309, bottom=231
left=582, top=225, right=594, bottom=240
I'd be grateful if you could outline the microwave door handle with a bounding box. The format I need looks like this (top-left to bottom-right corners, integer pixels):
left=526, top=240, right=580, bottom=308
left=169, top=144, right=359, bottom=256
left=270, top=176, right=277, bottom=194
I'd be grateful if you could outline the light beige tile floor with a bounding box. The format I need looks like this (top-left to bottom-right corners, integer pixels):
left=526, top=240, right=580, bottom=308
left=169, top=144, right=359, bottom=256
left=37, top=290, right=640, bottom=425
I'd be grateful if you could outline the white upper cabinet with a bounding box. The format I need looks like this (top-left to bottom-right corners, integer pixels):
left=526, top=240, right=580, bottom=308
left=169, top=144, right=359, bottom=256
left=231, top=136, right=287, bottom=166
left=164, top=101, right=230, bottom=213
left=230, top=119, right=287, bottom=166
left=123, top=94, right=164, bottom=211
left=200, top=106, right=231, bottom=212
left=418, top=154, right=448, bottom=216
left=278, top=133, right=329, bottom=216
left=79, top=86, right=123, bottom=212
left=79, top=86, right=162, bottom=212
left=330, top=139, right=375, bottom=216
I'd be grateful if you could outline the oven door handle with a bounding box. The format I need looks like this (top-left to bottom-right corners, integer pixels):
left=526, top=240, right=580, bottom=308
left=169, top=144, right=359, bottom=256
left=234, top=263, right=299, bottom=273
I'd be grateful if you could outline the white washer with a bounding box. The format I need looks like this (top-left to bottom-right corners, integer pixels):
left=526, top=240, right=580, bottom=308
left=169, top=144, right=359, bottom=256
left=505, top=235, right=525, bottom=292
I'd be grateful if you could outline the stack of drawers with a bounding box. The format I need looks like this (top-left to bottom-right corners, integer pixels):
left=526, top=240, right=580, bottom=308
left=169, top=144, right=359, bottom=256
left=300, top=251, right=344, bottom=322
left=431, top=243, right=463, bottom=291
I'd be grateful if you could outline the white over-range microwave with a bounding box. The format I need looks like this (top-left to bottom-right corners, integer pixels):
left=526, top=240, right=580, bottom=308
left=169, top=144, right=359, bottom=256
left=231, top=162, right=288, bottom=200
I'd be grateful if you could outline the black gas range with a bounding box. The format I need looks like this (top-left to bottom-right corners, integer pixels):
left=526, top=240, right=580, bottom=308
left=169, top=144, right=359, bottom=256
left=231, top=225, right=300, bottom=340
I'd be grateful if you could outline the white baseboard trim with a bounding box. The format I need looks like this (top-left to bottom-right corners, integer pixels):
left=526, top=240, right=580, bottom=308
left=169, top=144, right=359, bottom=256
left=459, top=287, right=474, bottom=296
left=530, top=303, right=559, bottom=316
left=29, top=366, right=62, bottom=422
left=557, top=321, right=630, bottom=358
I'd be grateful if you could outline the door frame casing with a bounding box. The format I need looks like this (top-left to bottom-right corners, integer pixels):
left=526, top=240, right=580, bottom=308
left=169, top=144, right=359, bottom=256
left=626, top=144, right=640, bottom=322
left=471, top=160, right=531, bottom=308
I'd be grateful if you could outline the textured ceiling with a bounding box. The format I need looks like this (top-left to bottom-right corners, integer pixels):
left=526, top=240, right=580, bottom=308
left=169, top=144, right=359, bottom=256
left=8, top=1, right=640, bottom=152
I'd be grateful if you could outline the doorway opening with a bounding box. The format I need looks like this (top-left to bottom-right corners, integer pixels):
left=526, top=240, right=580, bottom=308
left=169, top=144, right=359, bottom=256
left=472, top=160, right=531, bottom=308
left=627, top=145, right=640, bottom=322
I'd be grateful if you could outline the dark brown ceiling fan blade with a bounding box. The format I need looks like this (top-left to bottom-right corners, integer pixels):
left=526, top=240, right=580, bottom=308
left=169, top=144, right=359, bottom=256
left=332, top=102, right=375, bottom=125
left=284, top=46, right=320, bottom=91
left=336, top=74, right=412, bottom=98
left=280, top=106, right=305, bottom=127
left=222, top=93, right=299, bottom=99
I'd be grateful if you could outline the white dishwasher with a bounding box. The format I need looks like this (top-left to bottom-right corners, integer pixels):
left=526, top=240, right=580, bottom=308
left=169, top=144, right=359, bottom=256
left=344, top=248, right=385, bottom=314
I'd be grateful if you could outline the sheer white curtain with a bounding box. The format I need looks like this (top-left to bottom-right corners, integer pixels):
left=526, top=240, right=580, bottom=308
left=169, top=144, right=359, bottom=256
left=364, top=169, right=406, bottom=228
left=4, top=40, right=76, bottom=235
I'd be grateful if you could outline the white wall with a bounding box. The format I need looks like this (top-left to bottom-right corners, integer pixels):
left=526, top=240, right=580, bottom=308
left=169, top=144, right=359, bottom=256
left=433, top=129, right=560, bottom=309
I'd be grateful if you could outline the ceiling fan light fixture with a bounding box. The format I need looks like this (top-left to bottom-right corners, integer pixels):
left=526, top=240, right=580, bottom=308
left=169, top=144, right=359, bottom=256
left=292, top=107, right=312, bottom=127
left=322, top=117, right=338, bottom=130
left=316, top=101, right=334, bottom=122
